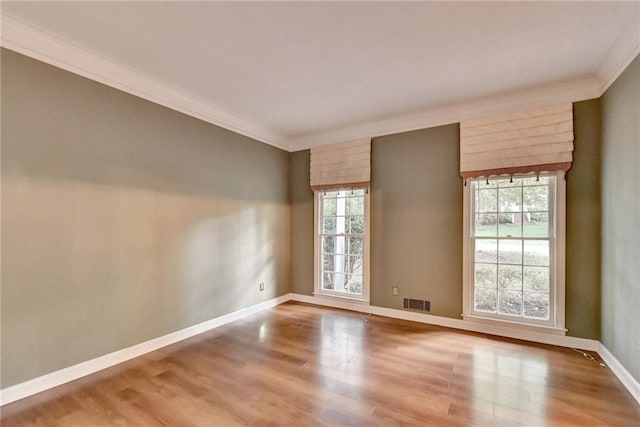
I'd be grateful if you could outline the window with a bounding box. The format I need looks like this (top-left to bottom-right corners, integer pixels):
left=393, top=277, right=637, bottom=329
left=314, top=188, right=370, bottom=302
left=463, top=172, right=566, bottom=332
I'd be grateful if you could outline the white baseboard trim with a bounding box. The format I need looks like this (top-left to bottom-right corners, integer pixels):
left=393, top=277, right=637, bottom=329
left=291, top=294, right=640, bottom=406
left=598, top=343, right=640, bottom=405
left=6, top=294, right=638, bottom=408
left=291, top=294, right=640, bottom=404
left=0, top=293, right=293, bottom=406
left=289, top=293, right=599, bottom=351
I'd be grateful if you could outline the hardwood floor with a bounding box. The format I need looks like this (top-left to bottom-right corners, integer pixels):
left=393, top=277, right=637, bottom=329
left=2, top=302, right=639, bottom=426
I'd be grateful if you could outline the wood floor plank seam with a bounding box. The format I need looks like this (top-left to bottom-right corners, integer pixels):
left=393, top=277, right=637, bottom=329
left=1, top=302, right=639, bottom=426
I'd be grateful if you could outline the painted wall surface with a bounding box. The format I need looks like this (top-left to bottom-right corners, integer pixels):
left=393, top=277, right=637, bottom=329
left=290, top=112, right=604, bottom=338
left=565, top=99, right=602, bottom=339
left=289, top=125, right=464, bottom=317
left=289, top=150, right=314, bottom=295
left=370, top=126, right=463, bottom=317
left=2, top=45, right=621, bottom=389
left=601, top=55, right=640, bottom=382
left=1, top=50, right=291, bottom=388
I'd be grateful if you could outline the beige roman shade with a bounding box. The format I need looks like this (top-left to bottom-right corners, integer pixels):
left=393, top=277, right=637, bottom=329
left=460, top=103, right=574, bottom=180
left=310, top=138, right=371, bottom=191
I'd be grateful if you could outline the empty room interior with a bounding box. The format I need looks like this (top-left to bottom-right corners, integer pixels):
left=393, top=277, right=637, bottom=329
left=1, top=2, right=640, bottom=426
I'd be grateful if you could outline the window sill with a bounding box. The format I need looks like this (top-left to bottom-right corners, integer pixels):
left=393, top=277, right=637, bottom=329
left=462, top=314, right=567, bottom=336
left=312, top=292, right=370, bottom=305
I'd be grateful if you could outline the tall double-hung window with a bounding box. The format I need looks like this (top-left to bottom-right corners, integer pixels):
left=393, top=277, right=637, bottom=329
left=310, top=139, right=371, bottom=303
left=316, top=188, right=369, bottom=300
left=465, top=173, right=565, bottom=328
left=460, top=104, right=573, bottom=333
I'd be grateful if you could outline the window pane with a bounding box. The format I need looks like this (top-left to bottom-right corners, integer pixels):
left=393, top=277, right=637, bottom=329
left=323, top=254, right=349, bottom=274
left=498, top=264, right=522, bottom=290
left=477, top=189, right=497, bottom=212
left=524, top=186, right=548, bottom=211
left=322, top=254, right=336, bottom=273
left=323, top=217, right=337, bottom=234
left=498, top=215, right=522, bottom=237
left=475, top=239, right=497, bottom=263
left=347, top=216, right=365, bottom=234
left=347, top=196, right=364, bottom=215
left=499, top=187, right=522, bottom=212
left=322, top=235, right=334, bottom=254
left=524, top=212, right=549, bottom=237
left=323, top=197, right=337, bottom=215
left=347, top=236, right=364, bottom=256
left=345, top=274, right=363, bottom=295
left=475, top=214, right=497, bottom=237
left=524, top=240, right=549, bottom=266
left=338, top=196, right=349, bottom=215
left=322, top=236, right=346, bottom=255
left=333, top=216, right=347, bottom=235
left=324, top=271, right=354, bottom=292
left=498, top=240, right=522, bottom=264
left=524, top=292, right=549, bottom=319
left=498, top=290, right=522, bottom=316
left=322, top=271, right=364, bottom=295
left=475, top=288, right=497, bottom=313
left=523, top=266, right=549, bottom=292
left=475, top=263, right=497, bottom=288
left=348, top=255, right=364, bottom=275
left=322, top=272, right=335, bottom=290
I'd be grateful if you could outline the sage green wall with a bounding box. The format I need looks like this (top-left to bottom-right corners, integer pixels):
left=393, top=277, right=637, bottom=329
left=289, top=150, right=314, bottom=295
left=2, top=45, right=615, bottom=390
left=1, top=49, right=291, bottom=388
left=601, top=55, right=640, bottom=382
left=289, top=111, right=603, bottom=338
left=565, top=99, right=602, bottom=339
left=370, top=126, right=463, bottom=316
left=289, top=125, right=464, bottom=317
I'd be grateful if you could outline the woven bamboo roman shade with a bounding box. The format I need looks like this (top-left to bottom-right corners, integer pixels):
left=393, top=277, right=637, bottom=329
left=310, top=138, right=371, bottom=191
left=460, top=103, right=574, bottom=180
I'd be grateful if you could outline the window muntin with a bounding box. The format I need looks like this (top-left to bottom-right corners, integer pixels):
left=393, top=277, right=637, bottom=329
left=469, top=175, right=557, bottom=325
left=316, top=188, right=368, bottom=300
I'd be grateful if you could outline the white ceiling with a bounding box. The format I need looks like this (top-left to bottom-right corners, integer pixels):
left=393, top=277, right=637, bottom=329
left=1, top=2, right=639, bottom=151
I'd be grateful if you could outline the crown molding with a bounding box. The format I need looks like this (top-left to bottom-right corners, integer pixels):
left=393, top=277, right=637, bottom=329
left=2, top=9, right=638, bottom=153
left=596, top=6, right=640, bottom=96
left=0, top=13, right=289, bottom=150
left=286, top=77, right=603, bottom=151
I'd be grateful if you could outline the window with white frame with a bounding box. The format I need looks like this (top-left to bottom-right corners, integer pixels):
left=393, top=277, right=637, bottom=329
left=315, top=188, right=369, bottom=302
left=463, top=172, right=566, bottom=331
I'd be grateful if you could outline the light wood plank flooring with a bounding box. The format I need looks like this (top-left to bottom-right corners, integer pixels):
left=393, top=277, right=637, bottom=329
left=2, top=302, right=639, bottom=426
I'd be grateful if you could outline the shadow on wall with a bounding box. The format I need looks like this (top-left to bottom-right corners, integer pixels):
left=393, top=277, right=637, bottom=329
left=0, top=49, right=292, bottom=388
left=181, top=203, right=282, bottom=322
left=1, top=173, right=291, bottom=386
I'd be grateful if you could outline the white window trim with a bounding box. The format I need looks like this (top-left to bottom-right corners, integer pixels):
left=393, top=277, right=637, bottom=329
left=462, top=171, right=566, bottom=335
left=313, top=189, right=371, bottom=304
